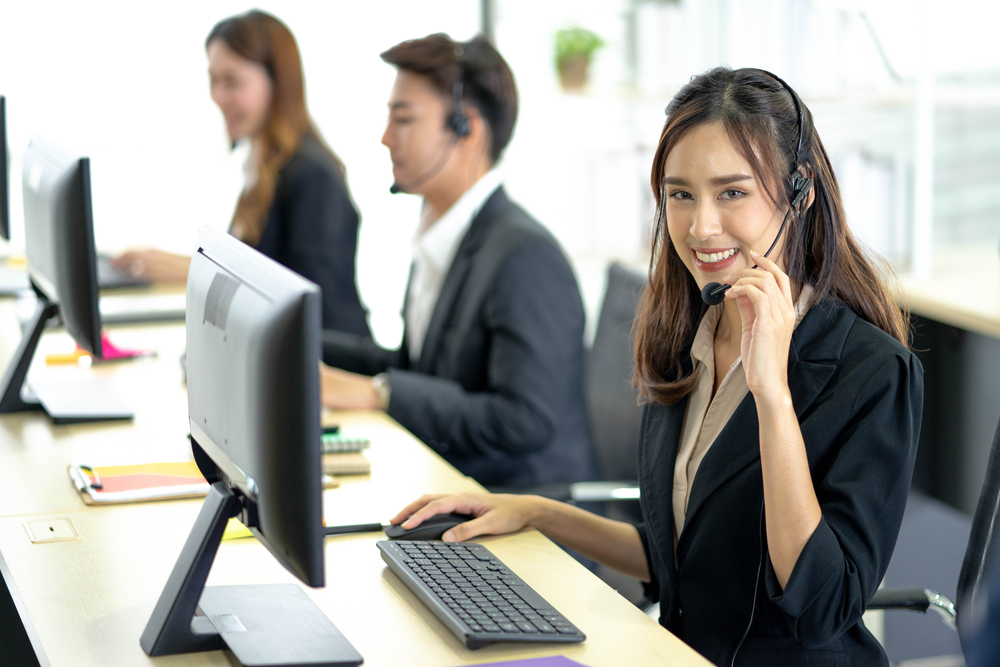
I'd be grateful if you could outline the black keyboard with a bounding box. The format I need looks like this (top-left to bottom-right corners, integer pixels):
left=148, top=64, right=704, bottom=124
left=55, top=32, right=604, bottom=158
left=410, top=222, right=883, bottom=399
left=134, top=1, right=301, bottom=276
left=377, top=540, right=585, bottom=650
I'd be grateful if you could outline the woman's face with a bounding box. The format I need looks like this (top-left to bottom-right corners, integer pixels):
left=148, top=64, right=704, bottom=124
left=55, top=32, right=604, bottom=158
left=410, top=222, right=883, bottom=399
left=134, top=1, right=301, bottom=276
left=663, top=120, right=788, bottom=291
left=208, top=39, right=273, bottom=141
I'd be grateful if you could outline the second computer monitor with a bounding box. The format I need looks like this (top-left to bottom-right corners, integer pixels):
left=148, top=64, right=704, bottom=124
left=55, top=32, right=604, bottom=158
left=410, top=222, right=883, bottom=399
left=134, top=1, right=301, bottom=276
left=141, top=227, right=362, bottom=665
left=186, top=227, right=325, bottom=585
left=0, top=136, right=131, bottom=423
left=22, top=136, right=102, bottom=355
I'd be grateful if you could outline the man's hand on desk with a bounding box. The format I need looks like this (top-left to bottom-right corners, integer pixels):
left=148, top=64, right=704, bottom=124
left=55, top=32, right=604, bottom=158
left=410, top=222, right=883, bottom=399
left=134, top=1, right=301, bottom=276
left=112, top=249, right=190, bottom=283
left=320, top=364, right=381, bottom=410
left=391, top=492, right=536, bottom=543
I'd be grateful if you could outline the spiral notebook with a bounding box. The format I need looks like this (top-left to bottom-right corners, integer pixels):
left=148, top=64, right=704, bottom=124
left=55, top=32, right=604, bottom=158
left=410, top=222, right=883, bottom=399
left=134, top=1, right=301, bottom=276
left=322, top=452, right=371, bottom=476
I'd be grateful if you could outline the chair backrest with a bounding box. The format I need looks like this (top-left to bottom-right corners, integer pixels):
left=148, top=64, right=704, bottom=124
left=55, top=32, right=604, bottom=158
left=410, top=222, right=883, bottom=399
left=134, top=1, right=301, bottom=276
left=585, top=263, right=647, bottom=482
left=957, top=410, right=1000, bottom=619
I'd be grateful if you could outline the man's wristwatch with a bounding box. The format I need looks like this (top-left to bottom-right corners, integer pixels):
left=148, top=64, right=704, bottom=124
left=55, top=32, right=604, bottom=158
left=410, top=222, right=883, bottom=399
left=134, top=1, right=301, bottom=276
left=371, top=373, right=391, bottom=411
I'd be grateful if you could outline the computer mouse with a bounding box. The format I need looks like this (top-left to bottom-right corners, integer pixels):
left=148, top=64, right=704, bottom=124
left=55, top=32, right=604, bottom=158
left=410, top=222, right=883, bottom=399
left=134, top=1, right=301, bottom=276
left=384, top=512, right=475, bottom=541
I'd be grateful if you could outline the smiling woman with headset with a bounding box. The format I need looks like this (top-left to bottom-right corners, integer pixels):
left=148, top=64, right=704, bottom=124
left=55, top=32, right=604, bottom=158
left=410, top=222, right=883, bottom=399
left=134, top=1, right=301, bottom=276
left=391, top=67, right=923, bottom=666
left=114, top=10, right=370, bottom=338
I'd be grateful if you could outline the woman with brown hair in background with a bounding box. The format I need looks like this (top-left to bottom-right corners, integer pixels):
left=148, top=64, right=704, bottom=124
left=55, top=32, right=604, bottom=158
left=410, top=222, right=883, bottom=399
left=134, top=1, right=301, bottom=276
left=115, top=10, right=369, bottom=338
left=389, top=67, right=923, bottom=665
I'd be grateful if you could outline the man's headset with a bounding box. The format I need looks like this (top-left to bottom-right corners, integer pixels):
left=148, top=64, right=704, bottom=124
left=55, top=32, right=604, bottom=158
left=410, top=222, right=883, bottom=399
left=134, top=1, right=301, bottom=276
left=389, top=48, right=471, bottom=195
left=700, top=70, right=814, bottom=306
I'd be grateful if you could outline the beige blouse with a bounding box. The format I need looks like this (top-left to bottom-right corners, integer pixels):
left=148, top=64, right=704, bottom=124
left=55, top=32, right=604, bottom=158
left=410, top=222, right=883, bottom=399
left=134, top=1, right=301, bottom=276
left=672, top=284, right=815, bottom=550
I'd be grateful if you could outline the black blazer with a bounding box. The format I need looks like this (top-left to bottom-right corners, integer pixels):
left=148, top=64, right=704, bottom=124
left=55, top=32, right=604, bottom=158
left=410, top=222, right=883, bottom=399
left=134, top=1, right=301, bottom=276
left=636, top=296, right=923, bottom=666
left=255, top=136, right=370, bottom=338
left=323, top=187, right=596, bottom=488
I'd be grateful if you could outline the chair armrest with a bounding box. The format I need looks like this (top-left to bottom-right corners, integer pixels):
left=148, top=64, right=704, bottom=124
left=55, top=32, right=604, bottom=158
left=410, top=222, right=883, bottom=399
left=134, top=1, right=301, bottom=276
left=486, top=481, right=640, bottom=503
left=568, top=481, right=640, bottom=502
left=869, top=587, right=957, bottom=630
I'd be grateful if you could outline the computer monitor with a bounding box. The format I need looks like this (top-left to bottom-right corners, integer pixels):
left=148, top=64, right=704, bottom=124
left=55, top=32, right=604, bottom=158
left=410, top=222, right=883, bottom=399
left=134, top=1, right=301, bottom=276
left=140, top=227, right=362, bottom=666
left=0, top=96, right=9, bottom=241
left=0, top=136, right=132, bottom=423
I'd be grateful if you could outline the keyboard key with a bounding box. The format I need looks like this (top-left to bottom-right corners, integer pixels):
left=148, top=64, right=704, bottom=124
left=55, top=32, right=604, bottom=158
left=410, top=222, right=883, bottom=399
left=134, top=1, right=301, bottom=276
left=508, top=584, right=554, bottom=611
left=515, top=622, right=538, bottom=634
left=533, top=620, right=557, bottom=634
left=498, top=623, right=519, bottom=633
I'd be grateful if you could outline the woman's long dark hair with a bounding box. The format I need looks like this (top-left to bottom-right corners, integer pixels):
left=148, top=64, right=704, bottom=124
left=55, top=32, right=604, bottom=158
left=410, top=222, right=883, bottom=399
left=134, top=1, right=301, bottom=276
left=207, top=10, right=347, bottom=246
left=634, top=67, right=909, bottom=406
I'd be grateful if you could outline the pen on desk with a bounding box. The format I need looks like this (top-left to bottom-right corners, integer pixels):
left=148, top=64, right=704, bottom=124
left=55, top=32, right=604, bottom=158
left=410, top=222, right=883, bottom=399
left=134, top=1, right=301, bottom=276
left=46, top=351, right=88, bottom=365
left=79, top=465, right=103, bottom=489
left=70, top=465, right=100, bottom=492
left=70, top=466, right=88, bottom=493
left=95, top=350, right=158, bottom=364
left=46, top=350, right=158, bottom=365
left=323, top=522, right=385, bottom=536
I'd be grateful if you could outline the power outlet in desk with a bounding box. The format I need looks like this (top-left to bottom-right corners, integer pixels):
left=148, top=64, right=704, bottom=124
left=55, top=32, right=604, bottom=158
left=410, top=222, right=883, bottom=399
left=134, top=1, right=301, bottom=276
left=24, top=518, right=80, bottom=543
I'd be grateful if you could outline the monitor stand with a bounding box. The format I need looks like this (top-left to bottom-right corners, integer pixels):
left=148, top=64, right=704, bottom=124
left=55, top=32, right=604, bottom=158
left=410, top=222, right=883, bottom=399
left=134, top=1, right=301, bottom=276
left=0, top=297, right=133, bottom=423
left=140, top=482, right=363, bottom=667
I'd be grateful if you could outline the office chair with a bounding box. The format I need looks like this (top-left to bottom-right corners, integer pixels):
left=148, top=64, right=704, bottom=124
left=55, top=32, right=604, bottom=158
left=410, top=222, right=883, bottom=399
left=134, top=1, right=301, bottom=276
left=486, top=263, right=647, bottom=601
left=500, top=262, right=646, bottom=506
left=580, top=263, right=648, bottom=606
left=868, top=408, right=1000, bottom=658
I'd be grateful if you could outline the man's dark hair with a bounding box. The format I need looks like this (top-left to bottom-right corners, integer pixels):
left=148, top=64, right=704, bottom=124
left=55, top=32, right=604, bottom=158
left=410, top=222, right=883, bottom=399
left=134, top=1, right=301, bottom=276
left=381, top=33, right=518, bottom=164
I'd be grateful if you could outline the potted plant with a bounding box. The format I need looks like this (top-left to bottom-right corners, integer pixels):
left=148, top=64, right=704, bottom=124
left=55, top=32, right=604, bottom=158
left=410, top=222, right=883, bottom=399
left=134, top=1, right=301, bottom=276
left=555, top=27, right=604, bottom=91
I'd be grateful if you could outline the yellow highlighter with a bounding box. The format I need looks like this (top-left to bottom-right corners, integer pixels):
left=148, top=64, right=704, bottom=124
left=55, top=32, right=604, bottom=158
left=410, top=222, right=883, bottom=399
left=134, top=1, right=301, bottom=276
left=45, top=349, right=91, bottom=365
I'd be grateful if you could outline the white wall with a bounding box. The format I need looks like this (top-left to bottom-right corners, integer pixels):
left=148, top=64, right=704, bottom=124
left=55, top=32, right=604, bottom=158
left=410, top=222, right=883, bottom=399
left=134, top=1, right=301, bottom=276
left=3, top=0, right=999, bottom=347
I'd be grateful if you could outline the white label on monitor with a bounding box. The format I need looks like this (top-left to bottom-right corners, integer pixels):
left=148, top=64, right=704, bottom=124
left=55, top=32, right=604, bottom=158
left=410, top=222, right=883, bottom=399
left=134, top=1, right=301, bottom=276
left=28, top=162, right=43, bottom=192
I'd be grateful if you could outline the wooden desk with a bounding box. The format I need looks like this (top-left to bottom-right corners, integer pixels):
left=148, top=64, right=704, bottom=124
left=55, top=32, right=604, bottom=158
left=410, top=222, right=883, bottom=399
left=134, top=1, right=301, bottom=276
left=0, top=317, right=709, bottom=666
left=897, top=247, right=1000, bottom=339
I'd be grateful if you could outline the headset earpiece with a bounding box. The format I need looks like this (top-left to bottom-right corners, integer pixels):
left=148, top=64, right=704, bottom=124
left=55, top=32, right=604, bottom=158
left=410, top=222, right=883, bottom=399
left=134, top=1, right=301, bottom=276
left=448, top=109, right=471, bottom=138
left=447, top=79, right=471, bottom=139
left=789, top=169, right=814, bottom=212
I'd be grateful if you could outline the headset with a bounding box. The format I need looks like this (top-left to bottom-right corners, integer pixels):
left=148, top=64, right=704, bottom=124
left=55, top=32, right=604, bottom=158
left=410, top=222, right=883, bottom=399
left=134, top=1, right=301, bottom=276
left=700, top=71, right=815, bottom=306
left=388, top=48, right=471, bottom=195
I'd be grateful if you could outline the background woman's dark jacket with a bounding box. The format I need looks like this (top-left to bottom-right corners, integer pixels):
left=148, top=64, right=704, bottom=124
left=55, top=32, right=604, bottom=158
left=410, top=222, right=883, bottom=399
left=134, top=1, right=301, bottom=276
left=637, top=295, right=923, bottom=666
left=255, top=136, right=370, bottom=338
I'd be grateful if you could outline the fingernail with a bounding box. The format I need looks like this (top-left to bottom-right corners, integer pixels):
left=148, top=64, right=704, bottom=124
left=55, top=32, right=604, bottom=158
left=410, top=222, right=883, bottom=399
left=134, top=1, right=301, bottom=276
left=402, top=519, right=414, bottom=528
left=750, top=250, right=760, bottom=257
left=443, top=531, right=455, bottom=542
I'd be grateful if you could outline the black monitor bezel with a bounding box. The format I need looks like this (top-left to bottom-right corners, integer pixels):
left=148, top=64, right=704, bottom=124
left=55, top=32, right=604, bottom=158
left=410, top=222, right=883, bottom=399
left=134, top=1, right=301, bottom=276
left=22, top=138, right=102, bottom=357
left=0, top=96, right=9, bottom=242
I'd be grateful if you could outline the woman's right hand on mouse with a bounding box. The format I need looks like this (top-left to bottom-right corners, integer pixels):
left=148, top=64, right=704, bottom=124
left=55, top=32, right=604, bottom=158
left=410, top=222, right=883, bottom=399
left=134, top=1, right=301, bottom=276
left=391, top=492, right=539, bottom=543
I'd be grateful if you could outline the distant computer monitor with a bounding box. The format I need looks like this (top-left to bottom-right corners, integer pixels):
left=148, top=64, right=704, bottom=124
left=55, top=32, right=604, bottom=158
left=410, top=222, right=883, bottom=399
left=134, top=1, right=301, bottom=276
left=140, top=227, right=362, bottom=666
left=0, top=136, right=132, bottom=423
left=1, top=96, right=9, bottom=241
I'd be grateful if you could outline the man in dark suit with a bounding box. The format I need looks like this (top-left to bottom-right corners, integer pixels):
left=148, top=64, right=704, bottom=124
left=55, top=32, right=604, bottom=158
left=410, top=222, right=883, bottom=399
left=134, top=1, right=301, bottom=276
left=320, top=34, right=595, bottom=489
